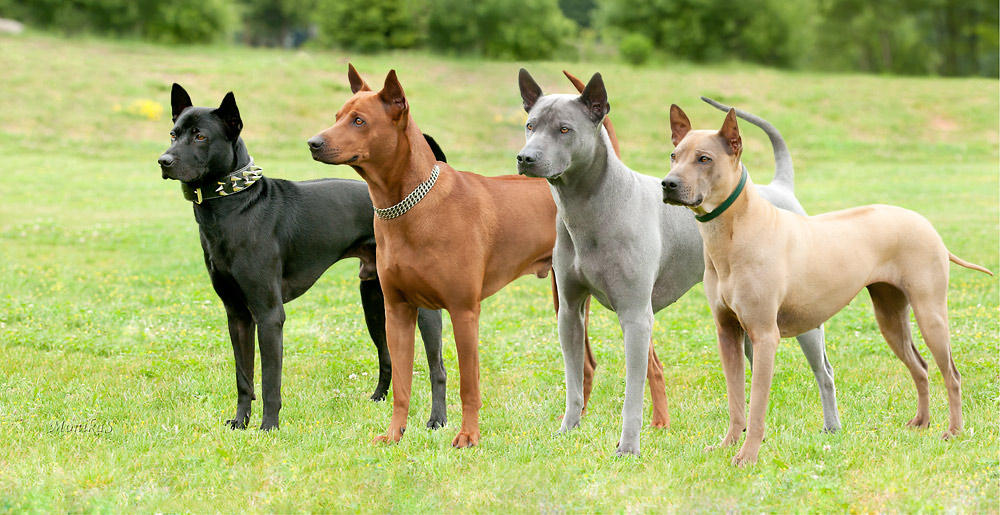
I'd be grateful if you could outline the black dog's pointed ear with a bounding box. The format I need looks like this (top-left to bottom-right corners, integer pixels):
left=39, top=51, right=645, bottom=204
left=348, top=63, right=371, bottom=93
left=212, top=92, right=243, bottom=140
left=578, top=72, right=610, bottom=123
left=171, top=83, right=193, bottom=122
left=422, top=134, right=447, bottom=163
left=518, top=68, right=542, bottom=113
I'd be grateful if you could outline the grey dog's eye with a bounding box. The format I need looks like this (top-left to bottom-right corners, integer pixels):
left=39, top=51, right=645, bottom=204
left=560, top=126, right=569, bottom=134
left=526, top=123, right=533, bottom=131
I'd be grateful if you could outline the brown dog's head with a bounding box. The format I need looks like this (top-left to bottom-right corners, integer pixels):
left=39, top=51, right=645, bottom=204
left=307, top=64, right=412, bottom=173
left=661, top=104, right=743, bottom=213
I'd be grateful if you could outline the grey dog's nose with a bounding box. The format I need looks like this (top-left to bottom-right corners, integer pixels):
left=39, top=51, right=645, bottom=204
left=516, top=152, right=536, bottom=165
left=662, top=177, right=679, bottom=190
left=307, top=137, right=325, bottom=151
left=158, top=154, right=175, bottom=168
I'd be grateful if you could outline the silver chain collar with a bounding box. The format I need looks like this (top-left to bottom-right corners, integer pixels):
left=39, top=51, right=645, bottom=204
left=373, top=165, right=439, bottom=220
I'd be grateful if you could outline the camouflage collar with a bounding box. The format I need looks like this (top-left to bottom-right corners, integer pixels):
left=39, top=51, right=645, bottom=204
left=181, top=158, right=263, bottom=204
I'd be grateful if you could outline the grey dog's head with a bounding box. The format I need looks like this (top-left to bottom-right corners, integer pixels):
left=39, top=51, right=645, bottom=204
left=515, top=69, right=610, bottom=181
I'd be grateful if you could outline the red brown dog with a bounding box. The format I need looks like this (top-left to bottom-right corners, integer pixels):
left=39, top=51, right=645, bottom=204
left=308, top=66, right=668, bottom=447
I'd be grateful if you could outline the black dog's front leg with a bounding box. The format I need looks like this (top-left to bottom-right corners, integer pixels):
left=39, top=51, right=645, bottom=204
left=417, top=308, right=447, bottom=429
left=255, top=304, right=285, bottom=431
left=360, top=278, right=393, bottom=401
left=225, top=303, right=256, bottom=429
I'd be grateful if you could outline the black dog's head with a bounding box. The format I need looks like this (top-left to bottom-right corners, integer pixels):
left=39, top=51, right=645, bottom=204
left=158, top=84, right=244, bottom=183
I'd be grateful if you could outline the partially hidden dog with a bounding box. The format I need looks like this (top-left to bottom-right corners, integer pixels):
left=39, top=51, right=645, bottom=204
left=662, top=104, right=991, bottom=465
left=158, top=84, right=448, bottom=430
left=516, top=70, right=841, bottom=455
left=307, top=66, right=676, bottom=447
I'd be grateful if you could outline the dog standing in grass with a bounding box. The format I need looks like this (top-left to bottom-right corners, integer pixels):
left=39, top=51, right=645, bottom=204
left=662, top=105, right=991, bottom=465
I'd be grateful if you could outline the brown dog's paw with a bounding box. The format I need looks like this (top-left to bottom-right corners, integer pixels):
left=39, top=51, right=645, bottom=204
left=372, top=426, right=405, bottom=445
left=451, top=430, right=480, bottom=448
left=650, top=414, right=670, bottom=429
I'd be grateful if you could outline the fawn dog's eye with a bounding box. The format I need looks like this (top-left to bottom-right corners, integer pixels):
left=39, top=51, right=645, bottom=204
left=526, top=123, right=533, bottom=131
left=353, top=117, right=365, bottom=126
left=698, top=155, right=711, bottom=163
left=670, top=153, right=676, bottom=161
left=560, top=126, right=570, bottom=134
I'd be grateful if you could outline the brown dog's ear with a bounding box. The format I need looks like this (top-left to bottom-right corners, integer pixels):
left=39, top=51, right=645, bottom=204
left=171, top=83, right=192, bottom=122
left=669, top=104, right=691, bottom=146
left=718, top=108, right=742, bottom=155
left=378, top=69, right=409, bottom=123
left=347, top=63, right=370, bottom=93
left=518, top=68, right=543, bottom=113
left=578, top=72, right=610, bottom=123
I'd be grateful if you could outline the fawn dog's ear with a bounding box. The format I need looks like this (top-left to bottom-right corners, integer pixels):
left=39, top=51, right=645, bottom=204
left=348, top=63, right=371, bottom=93
left=518, top=68, right=543, bottom=113
left=717, top=108, right=742, bottom=156
left=578, top=72, right=610, bottom=124
left=669, top=104, right=691, bottom=146
left=171, top=83, right=193, bottom=122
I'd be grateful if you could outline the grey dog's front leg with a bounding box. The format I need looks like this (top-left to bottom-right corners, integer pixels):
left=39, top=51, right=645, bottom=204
left=617, top=308, right=653, bottom=456
left=558, top=290, right=589, bottom=433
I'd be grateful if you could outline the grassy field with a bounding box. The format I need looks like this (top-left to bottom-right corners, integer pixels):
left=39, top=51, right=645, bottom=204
left=0, top=32, right=997, bottom=512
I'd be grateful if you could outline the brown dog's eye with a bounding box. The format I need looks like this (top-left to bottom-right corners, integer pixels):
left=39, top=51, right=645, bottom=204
left=560, top=126, right=569, bottom=134
left=195, top=134, right=206, bottom=141
left=353, top=117, right=365, bottom=126
left=698, top=155, right=711, bottom=163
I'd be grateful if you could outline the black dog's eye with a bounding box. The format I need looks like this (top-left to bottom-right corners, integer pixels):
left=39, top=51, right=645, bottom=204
left=195, top=133, right=206, bottom=142
left=169, top=131, right=176, bottom=141
left=698, top=155, right=711, bottom=163
left=560, top=126, right=570, bottom=134
left=526, top=123, right=533, bottom=131
left=353, top=117, right=365, bottom=127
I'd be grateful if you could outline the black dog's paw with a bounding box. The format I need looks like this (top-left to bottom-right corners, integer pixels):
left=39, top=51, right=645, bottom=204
left=369, top=389, right=388, bottom=402
left=259, top=417, right=280, bottom=431
left=225, top=410, right=251, bottom=430
left=426, top=413, right=447, bottom=430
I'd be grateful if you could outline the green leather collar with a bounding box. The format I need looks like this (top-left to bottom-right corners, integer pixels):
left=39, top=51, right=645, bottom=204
left=181, top=158, right=262, bottom=204
left=695, top=166, right=747, bottom=223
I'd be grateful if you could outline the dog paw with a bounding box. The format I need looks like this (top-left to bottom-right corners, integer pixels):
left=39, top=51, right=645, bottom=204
left=615, top=441, right=640, bottom=457
left=731, top=451, right=757, bottom=467
left=369, top=390, right=388, bottom=402
left=650, top=416, right=670, bottom=429
left=821, top=424, right=840, bottom=434
left=372, top=426, right=405, bottom=445
left=906, top=414, right=930, bottom=428
left=941, top=427, right=961, bottom=440
left=426, top=414, right=447, bottom=430
left=225, top=412, right=250, bottom=430
left=705, top=429, right=743, bottom=451
left=259, top=418, right=279, bottom=431
left=451, top=430, right=479, bottom=448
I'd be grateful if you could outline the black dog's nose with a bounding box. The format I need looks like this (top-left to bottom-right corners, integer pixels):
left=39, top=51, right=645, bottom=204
left=662, top=177, right=679, bottom=190
left=307, top=137, right=325, bottom=151
left=158, top=154, right=175, bottom=168
left=516, top=153, right=536, bottom=164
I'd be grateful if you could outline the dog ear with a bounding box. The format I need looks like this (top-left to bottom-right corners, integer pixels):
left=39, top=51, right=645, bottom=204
left=669, top=104, right=691, bottom=146
left=378, top=69, right=409, bottom=125
left=718, top=108, right=742, bottom=155
left=422, top=133, right=447, bottom=163
left=347, top=63, right=371, bottom=93
left=578, top=72, right=610, bottom=123
left=171, top=83, right=193, bottom=122
left=212, top=92, right=243, bottom=140
left=518, top=68, right=543, bottom=113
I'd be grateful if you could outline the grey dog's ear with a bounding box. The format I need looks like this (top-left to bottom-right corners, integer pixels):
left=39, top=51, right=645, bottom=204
left=578, top=73, right=610, bottom=123
left=171, top=83, right=192, bottom=122
left=518, top=68, right=542, bottom=113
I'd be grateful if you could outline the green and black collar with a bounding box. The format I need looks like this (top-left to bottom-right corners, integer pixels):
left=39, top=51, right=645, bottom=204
left=695, top=166, right=748, bottom=223
left=181, top=158, right=263, bottom=205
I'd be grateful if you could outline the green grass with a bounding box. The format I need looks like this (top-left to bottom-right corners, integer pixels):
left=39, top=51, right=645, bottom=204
left=0, top=32, right=997, bottom=512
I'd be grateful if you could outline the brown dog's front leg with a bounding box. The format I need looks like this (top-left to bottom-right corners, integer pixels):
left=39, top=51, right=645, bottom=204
left=733, top=325, right=779, bottom=467
left=450, top=307, right=482, bottom=448
left=373, top=300, right=416, bottom=444
left=647, top=343, right=670, bottom=428
left=707, top=314, right=747, bottom=452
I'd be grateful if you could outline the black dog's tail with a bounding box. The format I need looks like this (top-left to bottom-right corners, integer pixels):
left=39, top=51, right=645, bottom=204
left=422, top=134, right=447, bottom=163
left=700, top=96, right=793, bottom=190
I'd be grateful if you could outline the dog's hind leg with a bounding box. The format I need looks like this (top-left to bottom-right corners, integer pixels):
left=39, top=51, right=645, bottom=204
left=360, top=278, right=392, bottom=402
left=794, top=327, right=841, bottom=432
left=224, top=302, right=256, bottom=430
left=417, top=308, right=447, bottom=429
left=868, top=282, right=931, bottom=429
left=910, top=290, right=962, bottom=438
left=556, top=283, right=589, bottom=433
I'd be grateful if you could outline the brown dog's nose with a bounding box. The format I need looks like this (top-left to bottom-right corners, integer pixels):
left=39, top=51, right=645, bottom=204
left=307, top=137, right=325, bottom=151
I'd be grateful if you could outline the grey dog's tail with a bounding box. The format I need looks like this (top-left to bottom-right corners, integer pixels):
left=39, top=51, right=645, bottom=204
left=700, top=96, right=794, bottom=189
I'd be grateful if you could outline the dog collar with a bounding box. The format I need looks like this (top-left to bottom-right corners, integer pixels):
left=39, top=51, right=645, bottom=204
left=695, top=166, right=748, bottom=223
left=181, top=158, right=263, bottom=205
left=373, top=164, right=439, bottom=220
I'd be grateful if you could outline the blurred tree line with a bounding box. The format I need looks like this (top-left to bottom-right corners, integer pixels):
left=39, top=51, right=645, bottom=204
left=1, top=0, right=996, bottom=76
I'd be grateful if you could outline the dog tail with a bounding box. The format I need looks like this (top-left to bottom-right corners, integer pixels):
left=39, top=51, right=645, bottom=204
left=422, top=134, right=447, bottom=163
left=949, top=252, right=993, bottom=276
left=701, top=96, right=794, bottom=189
left=564, top=70, right=622, bottom=159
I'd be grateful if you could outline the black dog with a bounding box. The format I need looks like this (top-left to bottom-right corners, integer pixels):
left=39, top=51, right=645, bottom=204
left=158, top=84, right=447, bottom=430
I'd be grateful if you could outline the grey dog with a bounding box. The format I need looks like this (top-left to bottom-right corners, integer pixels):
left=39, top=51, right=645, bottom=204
left=515, top=70, right=840, bottom=455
